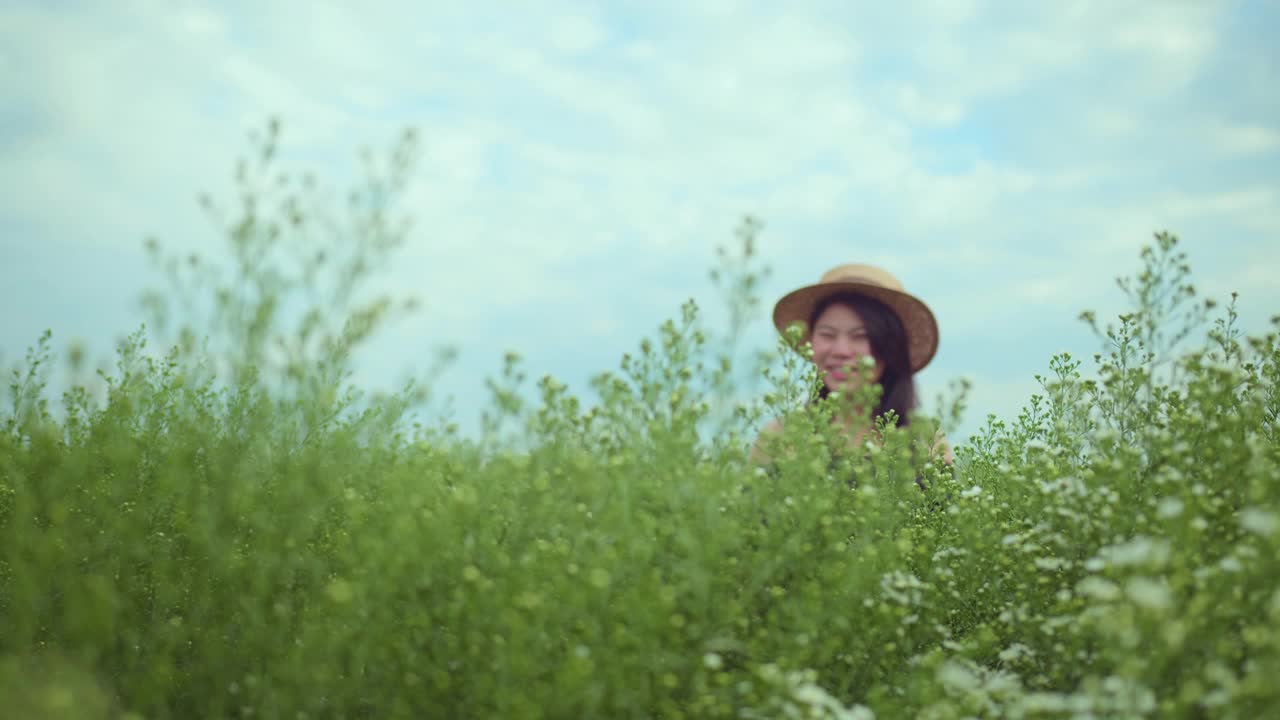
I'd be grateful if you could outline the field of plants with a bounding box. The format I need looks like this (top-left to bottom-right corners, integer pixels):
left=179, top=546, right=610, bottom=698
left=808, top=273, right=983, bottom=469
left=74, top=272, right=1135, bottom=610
left=2, top=129, right=1278, bottom=718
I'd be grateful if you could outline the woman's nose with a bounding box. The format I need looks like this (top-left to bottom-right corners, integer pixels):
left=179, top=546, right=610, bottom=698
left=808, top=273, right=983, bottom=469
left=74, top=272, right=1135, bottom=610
left=833, top=337, right=857, bottom=355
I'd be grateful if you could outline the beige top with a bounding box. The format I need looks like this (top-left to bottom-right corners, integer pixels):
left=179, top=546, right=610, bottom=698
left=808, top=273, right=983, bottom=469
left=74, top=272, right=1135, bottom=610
left=750, top=416, right=954, bottom=467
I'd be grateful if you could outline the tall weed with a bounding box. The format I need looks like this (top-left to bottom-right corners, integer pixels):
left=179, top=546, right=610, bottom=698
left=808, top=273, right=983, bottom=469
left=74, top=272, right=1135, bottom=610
left=1, top=126, right=1276, bottom=718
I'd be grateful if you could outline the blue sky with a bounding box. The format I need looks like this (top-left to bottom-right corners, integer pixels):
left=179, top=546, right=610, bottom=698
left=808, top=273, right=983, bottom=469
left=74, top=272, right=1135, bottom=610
left=2, top=0, right=1277, bottom=443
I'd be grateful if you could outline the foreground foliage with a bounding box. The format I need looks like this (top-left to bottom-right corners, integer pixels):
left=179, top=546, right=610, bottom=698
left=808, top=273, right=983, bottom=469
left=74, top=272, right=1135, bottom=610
left=2, top=128, right=1277, bottom=718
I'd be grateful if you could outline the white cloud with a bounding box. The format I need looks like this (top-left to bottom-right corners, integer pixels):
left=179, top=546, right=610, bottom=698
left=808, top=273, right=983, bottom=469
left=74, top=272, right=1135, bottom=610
left=897, top=85, right=967, bottom=127
left=549, top=13, right=607, bottom=55
left=1085, top=109, right=1141, bottom=138
left=2, top=0, right=1275, bottom=440
left=1215, top=125, right=1280, bottom=154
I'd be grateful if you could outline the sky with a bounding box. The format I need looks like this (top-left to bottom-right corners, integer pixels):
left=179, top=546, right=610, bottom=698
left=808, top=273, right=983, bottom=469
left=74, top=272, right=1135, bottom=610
left=2, top=0, right=1278, bottom=445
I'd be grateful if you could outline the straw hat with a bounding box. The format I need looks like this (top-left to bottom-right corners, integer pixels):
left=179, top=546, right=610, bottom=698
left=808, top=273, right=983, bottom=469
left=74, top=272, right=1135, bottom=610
left=772, top=263, right=939, bottom=372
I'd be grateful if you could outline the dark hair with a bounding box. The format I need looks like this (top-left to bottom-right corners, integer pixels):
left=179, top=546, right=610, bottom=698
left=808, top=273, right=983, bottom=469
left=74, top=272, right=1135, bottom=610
left=807, top=292, right=917, bottom=427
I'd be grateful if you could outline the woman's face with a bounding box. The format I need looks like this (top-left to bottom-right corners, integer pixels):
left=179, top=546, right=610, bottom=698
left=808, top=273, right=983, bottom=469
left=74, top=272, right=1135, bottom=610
left=810, top=302, right=883, bottom=392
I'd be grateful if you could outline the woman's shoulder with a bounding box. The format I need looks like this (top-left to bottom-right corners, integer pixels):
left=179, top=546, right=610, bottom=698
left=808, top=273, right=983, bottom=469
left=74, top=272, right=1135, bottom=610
left=923, top=426, right=955, bottom=465
left=750, top=417, right=787, bottom=465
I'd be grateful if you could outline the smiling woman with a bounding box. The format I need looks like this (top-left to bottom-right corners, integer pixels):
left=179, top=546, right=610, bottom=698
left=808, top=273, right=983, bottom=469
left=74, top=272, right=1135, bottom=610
left=751, top=262, right=953, bottom=467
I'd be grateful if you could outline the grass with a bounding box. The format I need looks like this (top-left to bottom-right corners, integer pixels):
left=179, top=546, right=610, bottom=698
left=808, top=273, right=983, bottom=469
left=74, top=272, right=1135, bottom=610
left=2, top=125, right=1277, bottom=719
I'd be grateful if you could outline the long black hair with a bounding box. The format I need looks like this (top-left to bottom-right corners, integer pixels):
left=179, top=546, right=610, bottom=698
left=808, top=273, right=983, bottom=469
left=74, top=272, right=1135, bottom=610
left=807, top=292, right=918, bottom=427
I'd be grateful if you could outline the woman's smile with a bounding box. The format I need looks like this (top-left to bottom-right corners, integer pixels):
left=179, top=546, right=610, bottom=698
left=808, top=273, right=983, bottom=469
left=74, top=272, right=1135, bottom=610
left=755, top=261, right=951, bottom=466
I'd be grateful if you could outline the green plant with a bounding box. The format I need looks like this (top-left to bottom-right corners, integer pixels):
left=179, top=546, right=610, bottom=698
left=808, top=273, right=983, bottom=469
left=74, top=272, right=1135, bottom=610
left=2, top=123, right=1276, bottom=718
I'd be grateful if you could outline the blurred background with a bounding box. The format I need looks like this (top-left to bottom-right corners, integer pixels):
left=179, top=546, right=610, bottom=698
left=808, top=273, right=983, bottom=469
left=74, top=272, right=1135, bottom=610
left=2, top=0, right=1277, bottom=443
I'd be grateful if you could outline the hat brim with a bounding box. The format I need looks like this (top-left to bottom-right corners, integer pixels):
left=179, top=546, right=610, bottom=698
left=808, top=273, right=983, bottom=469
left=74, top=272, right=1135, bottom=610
left=772, top=282, right=939, bottom=372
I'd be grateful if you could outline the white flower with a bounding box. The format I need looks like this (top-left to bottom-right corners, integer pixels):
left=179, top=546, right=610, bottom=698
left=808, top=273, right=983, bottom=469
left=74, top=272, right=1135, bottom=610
left=1077, top=577, right=1120, bottom=601
left=879, top=571, right=927, bottom=606
left=754, top=665, right=875, bottom=720
left=1019, top=693, right=1070, bottom=712
left=1156, top=497, right=1184, bottom=518
left=1096, top=536, right=1170, bottom=568
left=937, top=661, right=980, bottom=692
left=1240, top=508, right=1279, bottom=537
left=999, top=643, right=1035, bottom=663
left=1125, top=577, right=1173, bottom=611
left=1035, top=557, right=1067, bottom=571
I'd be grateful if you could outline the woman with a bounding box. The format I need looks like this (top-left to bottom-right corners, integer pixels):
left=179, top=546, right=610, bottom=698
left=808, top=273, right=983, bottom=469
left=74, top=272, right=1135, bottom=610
left=751, top=263, right=953, bottom=466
